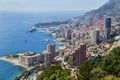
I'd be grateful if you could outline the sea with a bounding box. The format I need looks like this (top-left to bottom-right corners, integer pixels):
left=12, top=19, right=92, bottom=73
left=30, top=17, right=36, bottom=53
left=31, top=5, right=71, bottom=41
left=0, top=11, right=84, bottom=80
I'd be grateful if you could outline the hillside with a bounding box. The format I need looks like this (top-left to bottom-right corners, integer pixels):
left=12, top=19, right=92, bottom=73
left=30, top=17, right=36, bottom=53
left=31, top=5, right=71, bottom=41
left=83, top=0, right=120, bottom=18
left=34, top=0, right=120, bottom=29
left=71, top=0, right=120, bottom=27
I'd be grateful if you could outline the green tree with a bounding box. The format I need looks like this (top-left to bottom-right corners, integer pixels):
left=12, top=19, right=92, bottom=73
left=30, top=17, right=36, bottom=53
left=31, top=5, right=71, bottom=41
left=104, top=75, right=120, bottom=80
left=78, top=60, right=98, bottom=80
left=37, top=65, right=72, bottom=80
left=100, top=46, right=120, bottom=77
left=90, top=67, right=107, bottom=80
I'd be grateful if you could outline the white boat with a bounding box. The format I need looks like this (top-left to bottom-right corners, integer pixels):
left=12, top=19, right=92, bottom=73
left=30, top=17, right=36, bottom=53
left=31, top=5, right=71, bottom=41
left=27, top=27, right=36, bottom=32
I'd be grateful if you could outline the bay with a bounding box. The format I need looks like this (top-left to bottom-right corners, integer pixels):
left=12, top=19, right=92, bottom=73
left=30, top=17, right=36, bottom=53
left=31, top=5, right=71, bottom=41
left=0, top=11, right=84, bottom=80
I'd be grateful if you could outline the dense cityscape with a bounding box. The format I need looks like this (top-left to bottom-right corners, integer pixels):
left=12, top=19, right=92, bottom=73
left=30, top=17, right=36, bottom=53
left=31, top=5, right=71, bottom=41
left=1, top=0, right=120, bottom=80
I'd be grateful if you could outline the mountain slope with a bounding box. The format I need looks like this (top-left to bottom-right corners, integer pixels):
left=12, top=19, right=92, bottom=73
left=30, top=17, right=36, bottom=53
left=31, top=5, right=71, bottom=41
left=83, top=0, right=120, bottom=18
left=71, top=0, right=120, bottom=27
left=34, top=0, right=120, bottom=28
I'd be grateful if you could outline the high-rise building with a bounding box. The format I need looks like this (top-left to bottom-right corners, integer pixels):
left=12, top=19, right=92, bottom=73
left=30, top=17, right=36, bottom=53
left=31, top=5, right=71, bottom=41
left=105, top=18, right=111, bottom=29
left=44, top=52, right=52, bottom=67
left=47, top=44, right=55, bottom=58
left=106, top=28, right=111, bottom=39
left=96, top=30, right=100, bottom=43
left=65, top=29, right=71, bottom=39
left=90, top=30, right=100, bottom=44
left=105, top=18, right=112, bottom=39
left=45, top=44, right=56, bottom=67
left=73, top=43, right=86, bottom=67
left=71, top=32, right=76, bottom=39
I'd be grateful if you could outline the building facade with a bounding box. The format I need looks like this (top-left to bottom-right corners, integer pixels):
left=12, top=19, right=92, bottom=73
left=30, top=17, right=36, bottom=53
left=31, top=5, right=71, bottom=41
left=105, top=18, right=112, bottom=39
left=73, top=44, right=86, bottom=67
left=47, top=44, right=55, bottom=58
left=45, top=44, right=56, bottom=67
left=19, top=52, right=40, bottom=67
left=90, top=30, right=100, bottom=44
left=45, top=52, right=52, bottom=67
left=105, top=18, right=111, bottom=29
left=65, top=29, right=72, bottom=39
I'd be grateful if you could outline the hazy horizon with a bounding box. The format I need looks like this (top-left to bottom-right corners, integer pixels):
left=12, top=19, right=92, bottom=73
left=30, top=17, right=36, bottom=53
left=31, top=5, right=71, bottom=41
left=0, top=0, right=109, bottom=12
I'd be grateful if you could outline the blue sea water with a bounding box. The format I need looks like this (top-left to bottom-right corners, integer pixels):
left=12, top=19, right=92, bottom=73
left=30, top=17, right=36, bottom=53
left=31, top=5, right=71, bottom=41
left=0, top=11, right=84, bottom=80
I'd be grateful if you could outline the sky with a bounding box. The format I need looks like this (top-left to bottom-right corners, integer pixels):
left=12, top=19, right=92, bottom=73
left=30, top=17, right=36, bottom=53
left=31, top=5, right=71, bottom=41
left=0, top=0, right=109, bottom=12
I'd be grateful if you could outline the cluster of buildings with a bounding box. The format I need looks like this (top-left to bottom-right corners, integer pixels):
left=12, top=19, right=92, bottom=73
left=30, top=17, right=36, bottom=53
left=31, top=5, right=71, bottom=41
left=9, top=17, right=120, bottom=80
left=90, top=18, right=112, bottom=44
left=19, top=52, right=40, bottom=68
left=40, top=18, right=113, bottom=47
left=43, top=18, right=115, bottom=68
left=44, top=43, right=86, bottom=68
left=17, top=18, right=119, bottom=69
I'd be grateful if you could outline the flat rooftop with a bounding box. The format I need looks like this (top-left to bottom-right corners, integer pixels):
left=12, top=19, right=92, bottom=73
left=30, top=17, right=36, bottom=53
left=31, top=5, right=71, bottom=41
left=19, top=52, right=40, bottom=58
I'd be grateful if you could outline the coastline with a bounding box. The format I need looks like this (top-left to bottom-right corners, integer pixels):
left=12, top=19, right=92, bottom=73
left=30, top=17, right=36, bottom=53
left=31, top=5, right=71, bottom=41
left=0, top=11, right=84, bottom=80
left=0, top=56, right=28, bottom=69
left=37, top=28, right=67, bottom=48
left=0, top=22, right=67, bottom=80
left=0, top=29, right=65, bottom=65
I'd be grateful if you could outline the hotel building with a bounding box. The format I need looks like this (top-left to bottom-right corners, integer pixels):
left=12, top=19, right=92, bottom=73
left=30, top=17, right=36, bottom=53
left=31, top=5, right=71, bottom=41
left=19, top=52, right=40, bottom=67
